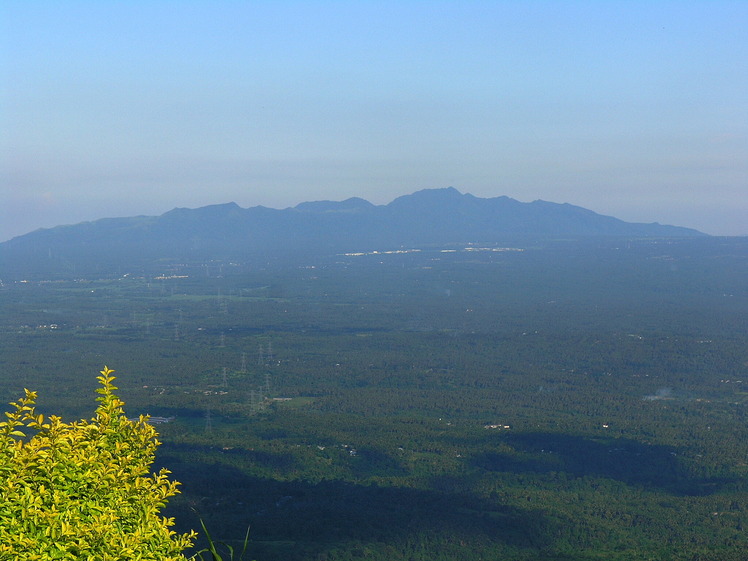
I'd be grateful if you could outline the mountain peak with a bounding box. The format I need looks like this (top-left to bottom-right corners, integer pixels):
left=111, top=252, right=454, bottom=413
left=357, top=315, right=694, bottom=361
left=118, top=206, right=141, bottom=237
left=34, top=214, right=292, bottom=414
left=0, top=187, right=707, bottom=279
left=294, top=197, right=376, bottom=213
left=387, top=187, right=473, bottom=210
left=391, top=186, right=462, bottom=201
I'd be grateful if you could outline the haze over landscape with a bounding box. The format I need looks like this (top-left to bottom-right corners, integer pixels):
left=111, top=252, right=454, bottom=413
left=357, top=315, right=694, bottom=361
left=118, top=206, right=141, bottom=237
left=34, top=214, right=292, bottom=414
left=2, top=1, right=747, bottom=241
left=3, top=3, right=748, bottom=560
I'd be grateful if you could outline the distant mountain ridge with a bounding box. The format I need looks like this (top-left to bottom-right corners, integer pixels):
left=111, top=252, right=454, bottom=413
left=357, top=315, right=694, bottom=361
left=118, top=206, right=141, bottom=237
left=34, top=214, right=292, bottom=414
left=0, top=188, right=705, bottom=277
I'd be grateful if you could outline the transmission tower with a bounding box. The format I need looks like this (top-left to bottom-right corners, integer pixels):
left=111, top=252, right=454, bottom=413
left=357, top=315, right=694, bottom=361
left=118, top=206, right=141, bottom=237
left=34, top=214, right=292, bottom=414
left=204, top=407, right=213, bottom=433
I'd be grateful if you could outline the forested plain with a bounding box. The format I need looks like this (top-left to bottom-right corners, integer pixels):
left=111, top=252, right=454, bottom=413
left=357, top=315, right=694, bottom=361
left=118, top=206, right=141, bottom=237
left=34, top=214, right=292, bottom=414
left=1, top=236, right=747, bottom=560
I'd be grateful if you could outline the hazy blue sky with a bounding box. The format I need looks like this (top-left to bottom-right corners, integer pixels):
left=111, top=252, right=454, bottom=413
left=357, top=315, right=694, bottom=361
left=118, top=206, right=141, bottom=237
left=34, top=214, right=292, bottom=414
left=2, top=1, right=746, bottom=241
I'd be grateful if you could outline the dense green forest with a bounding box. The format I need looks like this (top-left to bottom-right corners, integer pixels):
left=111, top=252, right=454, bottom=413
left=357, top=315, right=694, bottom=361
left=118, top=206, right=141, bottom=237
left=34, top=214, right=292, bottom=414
left=1, top=236, right=747, bottom=560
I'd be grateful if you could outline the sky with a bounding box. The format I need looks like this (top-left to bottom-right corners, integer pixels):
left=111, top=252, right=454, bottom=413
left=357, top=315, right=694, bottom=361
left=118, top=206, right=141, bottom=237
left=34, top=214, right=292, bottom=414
left=1, top=1, right=747, bottom=241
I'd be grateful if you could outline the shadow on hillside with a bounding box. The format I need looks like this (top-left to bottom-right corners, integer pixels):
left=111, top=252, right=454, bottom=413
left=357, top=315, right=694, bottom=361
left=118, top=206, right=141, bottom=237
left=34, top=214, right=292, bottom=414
left=158, top=443, right=556, bottom=561
left=472, top=432, right=731, bottom=496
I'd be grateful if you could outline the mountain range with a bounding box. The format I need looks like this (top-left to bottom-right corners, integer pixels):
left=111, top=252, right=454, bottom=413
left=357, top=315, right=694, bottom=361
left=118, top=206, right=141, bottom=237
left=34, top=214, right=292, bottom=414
left=0, top=188, right=705, bottom=276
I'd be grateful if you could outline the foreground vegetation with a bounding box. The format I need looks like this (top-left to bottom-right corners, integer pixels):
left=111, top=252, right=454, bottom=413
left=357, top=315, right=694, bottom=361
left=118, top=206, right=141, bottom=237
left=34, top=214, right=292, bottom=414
left=1, top=237, right=747, bottom=559
left=0, top=367, right=195, bottom=559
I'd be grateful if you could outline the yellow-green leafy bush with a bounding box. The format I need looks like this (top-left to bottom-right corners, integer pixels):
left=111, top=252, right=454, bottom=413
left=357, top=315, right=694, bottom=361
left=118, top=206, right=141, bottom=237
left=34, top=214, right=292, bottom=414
left=0, top=367, right=196, bottom=560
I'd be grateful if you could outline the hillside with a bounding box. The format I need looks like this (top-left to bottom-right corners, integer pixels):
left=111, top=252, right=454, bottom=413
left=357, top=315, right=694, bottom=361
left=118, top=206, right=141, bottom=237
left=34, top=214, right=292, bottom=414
left=0, top=188, right=705, bottom=279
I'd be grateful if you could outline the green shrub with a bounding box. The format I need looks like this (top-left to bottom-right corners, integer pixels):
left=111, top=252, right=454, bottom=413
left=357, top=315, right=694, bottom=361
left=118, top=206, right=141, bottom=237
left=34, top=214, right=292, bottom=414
left=0, top=367, right=196, bottom=560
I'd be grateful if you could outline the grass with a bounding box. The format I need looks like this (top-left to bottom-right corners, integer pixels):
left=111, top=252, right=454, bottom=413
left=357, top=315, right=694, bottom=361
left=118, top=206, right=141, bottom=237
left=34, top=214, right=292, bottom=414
left=190, top=520, right=252, bottom=561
